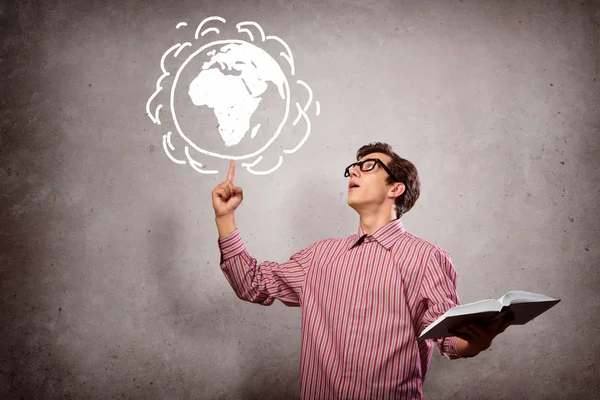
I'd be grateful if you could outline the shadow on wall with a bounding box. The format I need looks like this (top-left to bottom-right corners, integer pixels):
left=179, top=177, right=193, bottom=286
left=146, top=209, right=246, bottom=340
left=145, top=209, right=251, bottom=398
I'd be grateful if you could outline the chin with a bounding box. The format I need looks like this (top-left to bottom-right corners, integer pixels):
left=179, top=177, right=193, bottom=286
left=347, top=201, right=357, bottom=213
left=347, top=196, right=360, bottom=210
left=346, top=196, right=354, bottom=206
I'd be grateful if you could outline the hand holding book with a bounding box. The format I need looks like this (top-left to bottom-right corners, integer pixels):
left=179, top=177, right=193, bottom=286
left=419, top=290, right=560, bottom=341
left=451, top=310, right=516, bottom=357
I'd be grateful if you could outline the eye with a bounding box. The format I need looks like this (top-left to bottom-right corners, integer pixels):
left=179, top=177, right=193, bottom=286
left=362, top=160, right=375, bottom=170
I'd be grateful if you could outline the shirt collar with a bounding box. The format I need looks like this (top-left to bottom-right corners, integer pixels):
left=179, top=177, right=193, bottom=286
left=348, top=218, right=406, bottom=250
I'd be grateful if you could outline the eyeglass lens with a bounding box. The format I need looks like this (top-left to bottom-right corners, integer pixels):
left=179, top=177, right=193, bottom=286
left=345, top=159, right=377, bottom=176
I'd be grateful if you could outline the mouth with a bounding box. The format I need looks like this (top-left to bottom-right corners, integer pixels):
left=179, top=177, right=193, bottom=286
left=348, top=182, right=360, bottom=190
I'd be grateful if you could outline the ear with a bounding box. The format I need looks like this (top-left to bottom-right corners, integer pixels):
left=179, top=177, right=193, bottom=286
left=388, top=182, right=405, bottom=199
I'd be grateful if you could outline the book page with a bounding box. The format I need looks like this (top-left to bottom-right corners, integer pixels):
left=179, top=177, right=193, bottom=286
left=498, top=291, right=559, bottom=306
left=419, top=310, right=501, bottom=340
left=445, top=299, right=502, bottom=317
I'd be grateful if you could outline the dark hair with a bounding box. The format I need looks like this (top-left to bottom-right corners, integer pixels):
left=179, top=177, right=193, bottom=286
left=356, top=142, right=420, bottom=219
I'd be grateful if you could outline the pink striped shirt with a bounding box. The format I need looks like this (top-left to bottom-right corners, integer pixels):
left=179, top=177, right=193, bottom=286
left=218, top=218, right=463, bottom=399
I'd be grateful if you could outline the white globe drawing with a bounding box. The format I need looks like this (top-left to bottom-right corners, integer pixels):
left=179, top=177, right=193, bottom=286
left=171, top=39, right=290, bottom=160
left=146, top=17, right=320, bottom=175
left=187, top=42, right=287, bottom=147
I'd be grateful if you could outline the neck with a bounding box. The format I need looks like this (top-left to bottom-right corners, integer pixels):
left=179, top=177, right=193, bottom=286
left=358, top=210, right=396, bottom=234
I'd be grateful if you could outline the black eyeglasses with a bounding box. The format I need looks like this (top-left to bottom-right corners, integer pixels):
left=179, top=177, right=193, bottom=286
left=344, top=158, right=399, bottom=182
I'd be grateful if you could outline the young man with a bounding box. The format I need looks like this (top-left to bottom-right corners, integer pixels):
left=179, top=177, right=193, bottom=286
left=211, top=142, right=512, bottom=399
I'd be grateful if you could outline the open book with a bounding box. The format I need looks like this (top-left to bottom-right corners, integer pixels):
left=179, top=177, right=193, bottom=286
left=418, top=290, right=560, bottom=340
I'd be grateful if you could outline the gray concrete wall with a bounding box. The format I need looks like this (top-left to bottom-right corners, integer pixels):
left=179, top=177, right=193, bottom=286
left=1, top=0, right=599, bottom=398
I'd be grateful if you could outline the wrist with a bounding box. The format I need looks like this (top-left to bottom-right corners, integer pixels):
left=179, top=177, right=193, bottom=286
left=215, top=214, right=235, bottom=223
left=215, top=214, right=237, bottom=238
left=456, top=338, right=480, bottom=358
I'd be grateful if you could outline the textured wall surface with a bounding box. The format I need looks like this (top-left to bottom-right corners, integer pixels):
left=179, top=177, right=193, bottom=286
left=1, top=0, right=599, bottom=399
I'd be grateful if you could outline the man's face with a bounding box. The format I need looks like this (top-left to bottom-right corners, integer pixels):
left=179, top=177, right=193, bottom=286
left=346, top=152, right=399, bottom=212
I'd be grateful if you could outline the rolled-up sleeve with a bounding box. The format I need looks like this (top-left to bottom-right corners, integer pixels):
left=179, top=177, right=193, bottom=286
left=419, top=248, right=463, bottom=359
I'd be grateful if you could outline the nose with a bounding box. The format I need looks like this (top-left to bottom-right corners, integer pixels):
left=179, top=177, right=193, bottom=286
left=349, top=165, right=361, bottom=178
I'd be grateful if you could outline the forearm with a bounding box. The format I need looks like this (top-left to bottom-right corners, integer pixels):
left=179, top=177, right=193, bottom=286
left=216, top=215, right=237, bottom=238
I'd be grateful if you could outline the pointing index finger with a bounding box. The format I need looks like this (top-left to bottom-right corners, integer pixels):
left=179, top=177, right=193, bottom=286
left=227, top=159, right=235, bottom=182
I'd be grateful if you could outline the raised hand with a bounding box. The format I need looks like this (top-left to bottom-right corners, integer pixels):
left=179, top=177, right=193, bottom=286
left=211, top=160, right=244, bottom=218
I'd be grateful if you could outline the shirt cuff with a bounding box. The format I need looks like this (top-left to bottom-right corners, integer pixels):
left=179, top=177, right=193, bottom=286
left=217, top=229, right=246, bottom=262
left=442, top=336, right=463, bottom=359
